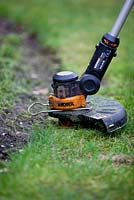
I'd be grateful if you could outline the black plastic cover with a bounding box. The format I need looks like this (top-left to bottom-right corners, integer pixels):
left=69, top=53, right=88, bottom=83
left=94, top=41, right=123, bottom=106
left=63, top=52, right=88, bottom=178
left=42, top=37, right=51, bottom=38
left=53, top=71, right=78, bottom=83
left=49, top=96, right=127, bottom=133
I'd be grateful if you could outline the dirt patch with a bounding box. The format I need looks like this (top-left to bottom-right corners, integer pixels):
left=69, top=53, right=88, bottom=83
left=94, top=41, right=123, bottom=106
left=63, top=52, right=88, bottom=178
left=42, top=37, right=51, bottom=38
left=111, top=154, right=134, bottom=165
left=0, top=18, right=60, bottom=160
left=99, top=154, right=134, bottom=165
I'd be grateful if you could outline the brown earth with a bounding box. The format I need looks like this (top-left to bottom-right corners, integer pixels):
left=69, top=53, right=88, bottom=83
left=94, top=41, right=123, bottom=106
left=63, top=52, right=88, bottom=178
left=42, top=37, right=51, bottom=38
left=0, top=18, right=60, bottom=160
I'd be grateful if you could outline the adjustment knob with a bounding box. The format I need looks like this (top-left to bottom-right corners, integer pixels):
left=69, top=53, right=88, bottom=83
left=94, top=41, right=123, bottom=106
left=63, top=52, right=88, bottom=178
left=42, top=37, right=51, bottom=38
left=80, top=74, right=100, bottom=95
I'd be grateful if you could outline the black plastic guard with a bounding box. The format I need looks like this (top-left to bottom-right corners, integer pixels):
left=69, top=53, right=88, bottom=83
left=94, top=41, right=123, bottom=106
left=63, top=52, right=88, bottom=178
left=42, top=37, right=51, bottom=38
left=80, top=96, right=127, bottom=132
left=49, top=96, right=127, bottom=133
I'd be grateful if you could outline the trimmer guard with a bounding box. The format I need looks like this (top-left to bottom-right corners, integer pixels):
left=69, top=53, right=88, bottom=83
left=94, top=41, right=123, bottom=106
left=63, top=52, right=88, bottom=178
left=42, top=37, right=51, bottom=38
left=49, top=96, right=127, bottom=133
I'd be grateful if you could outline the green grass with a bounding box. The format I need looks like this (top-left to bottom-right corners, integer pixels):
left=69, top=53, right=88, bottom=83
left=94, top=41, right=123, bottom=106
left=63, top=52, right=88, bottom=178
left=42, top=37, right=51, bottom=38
left=0, top=125, right=134, bottom=200
left=0, top=33, right=22, bottom=109
left=0, top=33, right=32, bottom=110
left=0, top=0, right=134, bottom=199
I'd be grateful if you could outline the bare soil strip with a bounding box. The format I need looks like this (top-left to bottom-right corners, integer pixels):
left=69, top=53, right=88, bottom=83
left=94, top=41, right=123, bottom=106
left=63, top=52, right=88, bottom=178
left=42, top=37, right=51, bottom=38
left=0, top=18, right=60, bottom=159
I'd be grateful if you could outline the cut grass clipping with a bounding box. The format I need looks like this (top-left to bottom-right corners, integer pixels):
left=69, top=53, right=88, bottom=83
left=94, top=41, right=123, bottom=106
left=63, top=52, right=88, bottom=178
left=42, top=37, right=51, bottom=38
left=0, top=0, right=134, bottom=200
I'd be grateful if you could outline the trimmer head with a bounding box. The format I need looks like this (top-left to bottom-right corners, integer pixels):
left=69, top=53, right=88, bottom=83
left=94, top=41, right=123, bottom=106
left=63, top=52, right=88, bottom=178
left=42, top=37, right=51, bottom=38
left=28, top=71, right=127, bottom=133
left=49, top=96, right=127, bottom=133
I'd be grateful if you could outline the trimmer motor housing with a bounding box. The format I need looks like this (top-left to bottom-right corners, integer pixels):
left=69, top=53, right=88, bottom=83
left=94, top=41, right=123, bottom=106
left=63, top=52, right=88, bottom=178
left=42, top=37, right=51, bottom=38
left=49, top=71, right=86, bottom=110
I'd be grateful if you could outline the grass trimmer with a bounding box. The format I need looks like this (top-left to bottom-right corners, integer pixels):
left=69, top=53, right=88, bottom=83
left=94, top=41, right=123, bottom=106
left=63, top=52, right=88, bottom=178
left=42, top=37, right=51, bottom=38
left=28, top=0, right=134, bottom=133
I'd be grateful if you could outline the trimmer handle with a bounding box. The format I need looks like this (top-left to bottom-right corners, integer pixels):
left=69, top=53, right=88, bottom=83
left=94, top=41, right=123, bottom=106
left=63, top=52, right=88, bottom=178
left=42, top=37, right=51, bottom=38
left=80, top=33, right=119, bottom=95
left=80, top=0, right=134, bottom=95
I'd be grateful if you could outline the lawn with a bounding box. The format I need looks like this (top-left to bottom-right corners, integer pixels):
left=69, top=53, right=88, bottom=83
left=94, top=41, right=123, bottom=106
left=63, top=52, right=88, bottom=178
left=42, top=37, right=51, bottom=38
left=0, top=0, right=134, bottom=199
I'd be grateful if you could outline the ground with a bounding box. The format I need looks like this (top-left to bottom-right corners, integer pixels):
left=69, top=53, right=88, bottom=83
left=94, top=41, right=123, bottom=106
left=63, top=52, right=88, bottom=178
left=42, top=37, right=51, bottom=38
left=0, top=18, right=60, bottom=160
left=0, top=1, right=134, bottom=199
